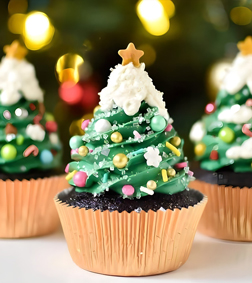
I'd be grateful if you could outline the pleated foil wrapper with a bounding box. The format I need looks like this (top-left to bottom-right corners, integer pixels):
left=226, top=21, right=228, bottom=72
left=0, top=175, right=68, bottom=238
left=55, top=189, right=207, bottom=276
left=189, top=180, right=252, bottom=241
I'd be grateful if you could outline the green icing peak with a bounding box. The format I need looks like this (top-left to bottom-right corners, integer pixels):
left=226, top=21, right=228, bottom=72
left=190, top=85, right=252, bottom=172
left=67, top=102, right=193, bottom=198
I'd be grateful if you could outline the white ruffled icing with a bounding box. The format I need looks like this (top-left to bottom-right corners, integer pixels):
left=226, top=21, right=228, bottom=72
left=99, top=62, right=169, bottom=119
left=218, top=104, right=252, bottom=124
left=226, top=138, right=252, bottom=159
left=0, top=57, right=43, bottom=105
left=221, top=53, right=252, bottom=94
left=189, top=121, right=205, bottom=142
left=26, top=124, right=45, bottom=141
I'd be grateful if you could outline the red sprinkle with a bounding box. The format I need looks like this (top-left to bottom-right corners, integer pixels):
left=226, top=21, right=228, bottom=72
left=210, top=150, right=219, bottom=160
left=29, top=103, right=36, bottom=111
left=242, top=124, right=252, bottom=137
left=46, top=121, right=58, bottom=132
left=175, top=162, right=188, bottom=169
left=23, top=145, right=39, bottom=157
left=165, top=124, right=173, bottom=132
left=33, top=114, right=42, bottom=124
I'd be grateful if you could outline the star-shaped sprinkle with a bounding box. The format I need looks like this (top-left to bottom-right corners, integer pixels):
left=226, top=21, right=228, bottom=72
left=3, top=40, right=28, bottom=60
left=118, top=43, right=144, bottom=67
left=237, top=36, right=252, bottom=56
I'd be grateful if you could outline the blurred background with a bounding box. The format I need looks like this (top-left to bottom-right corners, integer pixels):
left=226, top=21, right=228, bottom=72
left=0, top=0, right=251, bottom=164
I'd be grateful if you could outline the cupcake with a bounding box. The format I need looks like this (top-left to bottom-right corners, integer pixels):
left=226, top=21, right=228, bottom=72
left=0, top=40, right=67, bottom=238
left=189, top=36, right=252, bottom=241
left=55, top=43, right=207, bottom=276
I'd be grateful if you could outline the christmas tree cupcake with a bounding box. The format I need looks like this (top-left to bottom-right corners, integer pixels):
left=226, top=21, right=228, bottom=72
left=0, top=40, right=67, bottom=238
left=189, top=36, right=252, bottom=241
left=55, top=43, right=207, bottom=276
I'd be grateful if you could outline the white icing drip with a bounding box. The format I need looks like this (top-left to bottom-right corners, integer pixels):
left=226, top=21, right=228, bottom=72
left=0, top=57, right=43, bottom=105
left=99, top=62, right=169, bottom=119
left=218, top=104, right=252, bottom=124
left=221, top=53, right=252, bottom=94
left=226, top=138, right=252, bottom=159
left=189, top=121, right=205, bottom=142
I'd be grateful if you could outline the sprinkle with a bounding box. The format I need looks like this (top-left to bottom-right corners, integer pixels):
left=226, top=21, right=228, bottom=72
left=122, top=185, right=135, bottom=196
left=165, top=124, right=173, bottom=132
left=165, top=141, right=181, bottom=156
left=175, top=162, right=188, bottom=169
left=65, top=164, right=69, bottom=173
left=45, top=121, right=58, bottom=132
left=242, top=124, right=252, bottom=137
left=161, top=169, right=168, bottom=182
left=3, top=110, right=11, bottom=120
left=29, top=103, right=36, bottom=111
left=101, top=148, right=110, bottom=156
left=246, top=99, right=252, bottom=106
left=33, top=114, right=42, bottom=125
left=140, top=186, right=154, bottom=195
left=102, top=172, right=109, bottom=183
left=23, top=145, right=39, bottom=157
left=81, top=119, right=90, bottom=130
left=66, top=170, right=77, bottom=181
left=188, top=170, right=194, bottom=176
left=133, top=130, right=141, bottom=139
left=5, top=123, right=17, bottom=135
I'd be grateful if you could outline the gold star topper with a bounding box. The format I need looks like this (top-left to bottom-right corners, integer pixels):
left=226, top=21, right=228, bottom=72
left=118, top=43, right=144, bottom=67
left=237, top=36, right=252, bottom=56
left=3, top=40, right=28, bottom=60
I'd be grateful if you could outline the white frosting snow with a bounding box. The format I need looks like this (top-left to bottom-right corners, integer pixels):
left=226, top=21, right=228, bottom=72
left=26, top=124, right=45, bottom=141
left=99, top=62, right=169, bottom=119
left=218, top=104, right=252, bottom=124
left=189, top=121, right=205, bottom=142
left=0, top=57, right=43, bottom=105
left=226, top=138, right=252, bottom=159
left=221, top=53, right=252, bottom=94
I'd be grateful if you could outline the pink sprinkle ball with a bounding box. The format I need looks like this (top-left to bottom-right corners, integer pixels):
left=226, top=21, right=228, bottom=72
left=73, top=171, right=88, bottom=187
left=122, top=185, right=135, bottom=196
left=45, top=121, right=58, bottom=132
left=205, top=103, right=216, bottom=115
left=175, top=162, right=188, bottom=169
left=65, top=164, right=69, bottom=173
left=81, top=119, right=90, bottom=130
left=165, top=124, right=173, bottom=132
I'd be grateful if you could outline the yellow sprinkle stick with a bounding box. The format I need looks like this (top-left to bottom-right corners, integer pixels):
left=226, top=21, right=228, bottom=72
left=161, top=169, right=168, bottom=182
left=66, top=170, right=77, bottom=181
left=165, top=141, right=181, bottom=157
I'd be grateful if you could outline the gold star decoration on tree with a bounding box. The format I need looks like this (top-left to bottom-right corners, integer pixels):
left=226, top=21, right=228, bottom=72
left=118, top=43, right=144, bottom=67
left=3, top=40, right=28, bottom=60
left=237, top=36, right=252, bottom=56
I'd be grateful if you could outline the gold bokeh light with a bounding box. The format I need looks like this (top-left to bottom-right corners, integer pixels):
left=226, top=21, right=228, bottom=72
left=230, top=7, right=252, bottom=25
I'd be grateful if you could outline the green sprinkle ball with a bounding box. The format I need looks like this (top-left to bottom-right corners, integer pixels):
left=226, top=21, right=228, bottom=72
left=218, top=127, right=235, bottom=143
left=1, top=144, right=17, bottom=160
left=150, top=115, right=166, bottom=132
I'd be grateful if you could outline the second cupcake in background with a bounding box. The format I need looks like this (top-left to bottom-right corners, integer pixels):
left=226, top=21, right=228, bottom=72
left=0, top=40, right=68, bottom=238
left=55, top=43, right=207, bottom=276
left=189, top=36, right=252, bottom=241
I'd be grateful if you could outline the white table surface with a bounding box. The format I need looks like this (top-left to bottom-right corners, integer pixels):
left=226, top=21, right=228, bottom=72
left=0, top=229, right=251, bottom=283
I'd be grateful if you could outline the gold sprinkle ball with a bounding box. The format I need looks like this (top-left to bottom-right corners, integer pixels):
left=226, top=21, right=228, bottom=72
left=194, top=143, right=206, bottom=156
left=161, top=169, right=168, bottom=182
left=93, top=105, right=101, bottom=114
left=113, top=153, right=128, bottom=168
left=167, top=168, right=176, bottom=177
left=111, top=132, right=123, bottom=143
left=79, top=146, right=89, bottom=156
left=170, top=136, right=181, bottom=147
left=146, top=180, right=157, bottom=190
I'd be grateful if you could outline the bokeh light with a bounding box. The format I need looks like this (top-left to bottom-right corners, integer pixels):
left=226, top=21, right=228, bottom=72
left=56, top=53, right=84, bottom=84
left=160, top=0, right=175, bottom=18
left=59, top=82, right=83, bottom=105
left=23, top=11, right=55, bottom=50
left=230, top=7, right=252, bottom=25
left=8, top=0, right=27, bottom=14
left=138, top=44, right=156, bottom=66
left=69, top=113, right=93, bottom=136
left=8, top=13, right=26, bottom=34
left=136, top=0, right=169, bottom=36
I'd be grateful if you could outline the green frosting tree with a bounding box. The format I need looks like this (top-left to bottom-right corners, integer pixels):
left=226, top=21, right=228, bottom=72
left=190, top=36, right=252, bottom=172
left=0, top=41, right=62, bottom=174
left=66, top=43, right=193, bottom=198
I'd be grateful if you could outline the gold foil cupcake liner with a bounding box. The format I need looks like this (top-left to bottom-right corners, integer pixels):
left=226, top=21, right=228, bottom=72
left=189, top=180, right=252, bottom=241
left=0, top=175, right=68, bottom=238
left=55, top=189, right=207, bottom=276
